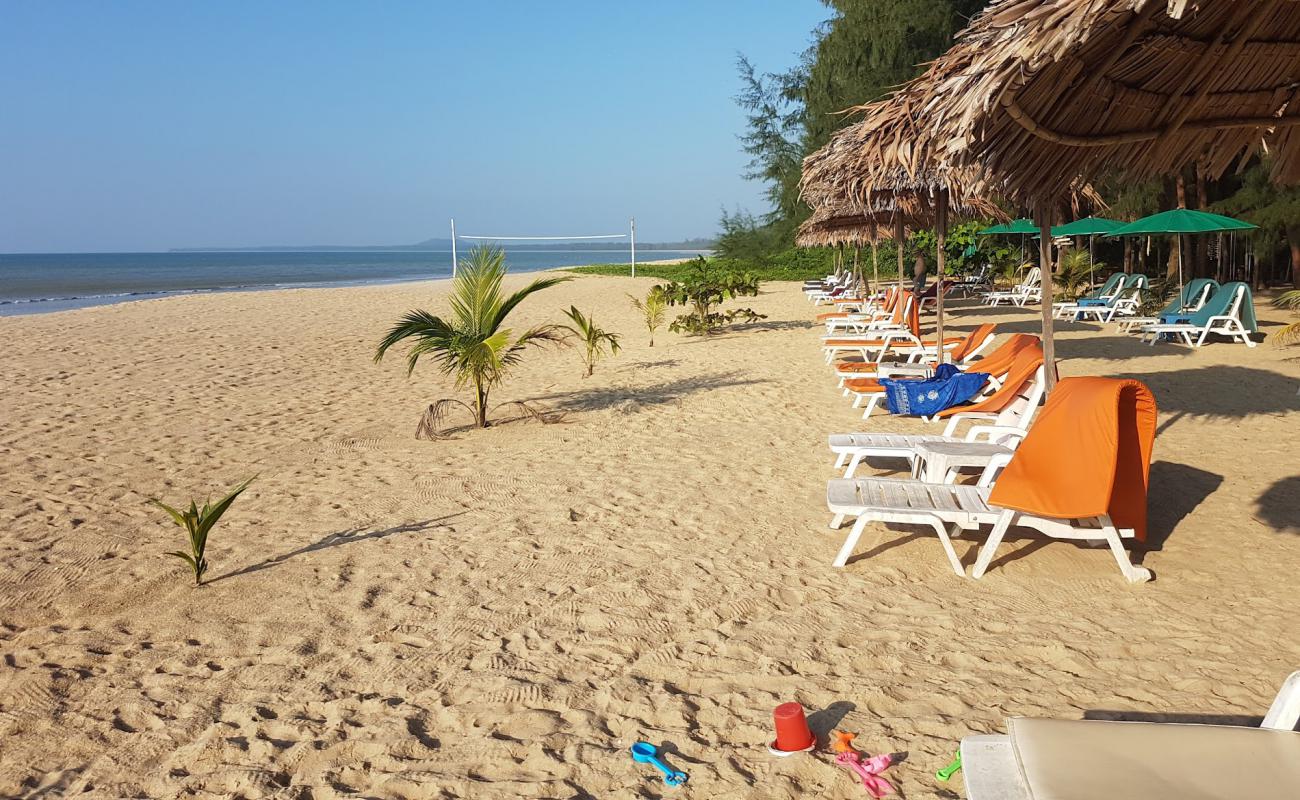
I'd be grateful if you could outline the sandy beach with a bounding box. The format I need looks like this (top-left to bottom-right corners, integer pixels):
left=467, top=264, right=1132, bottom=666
left=1, top=275, right=1297, bottom=799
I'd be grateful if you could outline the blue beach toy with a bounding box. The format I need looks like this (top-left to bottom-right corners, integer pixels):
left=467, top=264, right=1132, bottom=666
left=631, top=741, right=688, bottom=787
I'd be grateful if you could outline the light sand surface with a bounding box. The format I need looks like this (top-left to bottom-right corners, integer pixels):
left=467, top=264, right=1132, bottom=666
left=1, top=275, right=1297, bottom=798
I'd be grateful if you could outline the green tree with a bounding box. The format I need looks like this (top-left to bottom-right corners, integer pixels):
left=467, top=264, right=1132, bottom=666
left=729, top=0, right=989, bottom=259
left=1214, top=159, right=1300, bottom=288
left=375, top=245, right=569, bottom=434
left=655, top=257, right=765, bottom=335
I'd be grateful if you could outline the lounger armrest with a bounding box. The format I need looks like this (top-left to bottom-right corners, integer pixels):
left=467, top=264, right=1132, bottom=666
left=977, top=452, right=1015, bottom=487
left=965, top=425, right=1028, bottom=445
left=940, top=412, right=999, bottom=438
left=1263, top=670, right=1300, bottom=731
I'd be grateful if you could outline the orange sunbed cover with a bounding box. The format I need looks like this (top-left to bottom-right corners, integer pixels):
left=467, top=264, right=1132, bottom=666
left=824, top=291, right=918, bottom=348
left=949, top=323, right=996, bottom=362
left=987, top=377, right=1157, bottom=541
left=934, top=343, right=1045, bottom=418
left=963, top=333, right=1038, bottom=378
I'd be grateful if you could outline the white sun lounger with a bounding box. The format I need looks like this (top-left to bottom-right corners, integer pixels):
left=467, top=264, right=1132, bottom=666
left=986, top=268, right=1040, bottom=306
left=1142, top=283, right=1256, bottom=347
left=829, top=363, right=1045, bottom=478
left=961, top=670, right=1300, bottom=800
left=824, top=477, right=1150, bottom=581
left=1117, top=280, right=1215, bottom=333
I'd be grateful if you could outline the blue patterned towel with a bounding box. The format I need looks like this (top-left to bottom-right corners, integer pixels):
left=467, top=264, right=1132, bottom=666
left=881, top=364, right=990, bottom=416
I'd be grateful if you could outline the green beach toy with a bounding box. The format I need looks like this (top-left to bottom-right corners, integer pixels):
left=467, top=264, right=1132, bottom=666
left=937, top=750, right=962, bottom=782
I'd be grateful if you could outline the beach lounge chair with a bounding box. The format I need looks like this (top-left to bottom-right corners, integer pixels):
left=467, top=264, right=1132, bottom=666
left=842, top=337, right=1043, bottom=421
left=821, top=287, right=898, bottom=332
left=917, top=278, right=955, bottom=311
left=986, top=267, right=1040, bottom=306
left=1052, top=272, right=1127, bottom=319
left=1072, top=274, right=1149, bottom=323
left=960, top=670, right=1300, bottom=800
left=1117, top=277, right=1217, bottom=333
left=830, top=357, right=1046, bottom=481
left=825, top=377, right=1156, bottom=582
left=835, top=324, right=998, bottom=384
left=1142, top=281, right=1257, bottom=347
left=822, top=292, right=920, bottom=364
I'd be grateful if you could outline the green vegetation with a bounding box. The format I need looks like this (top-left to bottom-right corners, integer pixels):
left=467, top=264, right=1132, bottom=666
left=561, top=305, right=621, bottom=377
left=375, top=245, right=569, bottom=435
left=1271, top=290, right=1300, bottom=346
left=1054, top=250, right=1106, bottom=301
left=654, top=256, right=765, bottom=335
left=627, top=288, right=668, bottom=347
left=720, top=1, right=1299, bottom=289
left=152, top=477, right=255, bottom=586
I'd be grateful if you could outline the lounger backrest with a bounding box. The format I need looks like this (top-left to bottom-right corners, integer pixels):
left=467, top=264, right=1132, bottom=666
left=992, top=363, right=1048, bottom=431
left=1087, top=272, right=1127, bottom=300
left=950, top=323, right=997, bottom=363
left=988, top=377, right=1157, bottom=541
left=1022, top=267, right=1041, bottom=289
left=966, top=333, right=1038, bottom=378
left=1186, top=281, right=1254, bottom=329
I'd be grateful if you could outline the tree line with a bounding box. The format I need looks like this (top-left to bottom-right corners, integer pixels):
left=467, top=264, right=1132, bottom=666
left=725, top=0, right=1300, bottom=287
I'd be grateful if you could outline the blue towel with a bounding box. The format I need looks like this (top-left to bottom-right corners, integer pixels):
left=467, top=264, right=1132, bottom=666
left=1076, top=298, right=1109, bottom=307
left=882, top=364, right=990, bottom=416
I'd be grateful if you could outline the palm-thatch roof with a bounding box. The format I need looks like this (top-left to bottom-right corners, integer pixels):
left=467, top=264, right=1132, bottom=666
left=795, top=205, right=896, bottom=248
left=842, top=0, right=1300, bottom=204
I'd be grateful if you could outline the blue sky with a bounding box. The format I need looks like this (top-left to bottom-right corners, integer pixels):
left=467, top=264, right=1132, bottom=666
left=0, top=2, right=828, bottom=252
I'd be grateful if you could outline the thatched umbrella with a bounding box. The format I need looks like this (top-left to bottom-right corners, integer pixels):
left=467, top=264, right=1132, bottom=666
left=822, top=0, right=1300, bottom=390
left=801, top=108, right=1007, bottom=367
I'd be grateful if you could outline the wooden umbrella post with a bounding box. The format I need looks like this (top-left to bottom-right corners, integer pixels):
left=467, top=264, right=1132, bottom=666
left=1036, top=205, right=1057, bottom=393
left=895, top=215, right=906, bottom=296
left=869, top=218, right=880, bottom=300
left=935, top=189, right=949, bottom=363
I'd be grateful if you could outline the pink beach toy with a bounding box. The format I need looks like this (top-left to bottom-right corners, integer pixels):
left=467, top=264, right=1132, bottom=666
left=834, top=750, right=894, bottom=798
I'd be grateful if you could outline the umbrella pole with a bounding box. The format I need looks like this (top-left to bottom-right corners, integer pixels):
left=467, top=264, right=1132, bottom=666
left=935, top=189, right=948, bottom=364
left=869, top=219, right=880, bottom=300
left=1177, top=235, right=1185, bottom=310
left=1089, top=234, right=1095, bottom=287
left=895, top=215, right=906, bottom=296
left=1036, top=206, right=1057, bottom=393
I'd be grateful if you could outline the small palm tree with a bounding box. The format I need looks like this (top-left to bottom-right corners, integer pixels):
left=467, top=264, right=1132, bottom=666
left=152, top=476, right=255, bottom=586
left=375, top=245, right=569, bottom=433
left=628, top=288, right=668, bottom=347
left=1272, top=290, right=1300, bottom=345
left=561, top=305, right=621, bottom=377
left=1054, top=249, right=1104, bottom=300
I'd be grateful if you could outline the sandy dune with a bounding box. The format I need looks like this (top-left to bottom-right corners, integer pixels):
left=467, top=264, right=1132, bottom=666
left=1, top=274, right=1297, bottom=798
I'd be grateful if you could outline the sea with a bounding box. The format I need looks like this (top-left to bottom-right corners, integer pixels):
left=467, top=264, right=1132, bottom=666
left=0, top=250, right=702, bottom=316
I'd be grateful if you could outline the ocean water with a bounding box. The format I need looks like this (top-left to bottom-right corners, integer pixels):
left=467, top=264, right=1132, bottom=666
left=0, top=250, right=701, bottom=316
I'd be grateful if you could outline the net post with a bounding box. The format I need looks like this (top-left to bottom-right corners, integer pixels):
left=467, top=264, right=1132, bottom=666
left=450, top=218, right=458, bottom=279
left=630, top=217, right=636, bottom=278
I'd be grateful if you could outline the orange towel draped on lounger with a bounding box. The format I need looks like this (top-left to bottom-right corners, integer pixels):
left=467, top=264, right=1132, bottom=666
left=988, top=377, right=1157, bottom=541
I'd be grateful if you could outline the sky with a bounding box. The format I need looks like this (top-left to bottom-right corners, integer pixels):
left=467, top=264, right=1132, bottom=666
left=0, top=1, right=828, bottom=252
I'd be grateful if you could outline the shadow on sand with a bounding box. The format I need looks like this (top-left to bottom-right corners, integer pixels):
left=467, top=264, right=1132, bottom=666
left=1255, top=475, right=1300, bottom=535
left=526, top=371, right=768, bottom=413
left=1111, top=365, right=1300, bottom=434
left=210, top=514, right=463, bottom=583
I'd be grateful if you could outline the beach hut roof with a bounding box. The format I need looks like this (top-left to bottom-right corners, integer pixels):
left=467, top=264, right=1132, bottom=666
left=853, top=0, right=1300, bottom=204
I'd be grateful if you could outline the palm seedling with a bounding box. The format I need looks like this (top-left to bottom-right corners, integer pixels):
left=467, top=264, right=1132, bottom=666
left=627, top=288, right=667, bottom=347
left=375, top=245, right=570, bottom=436
left=152, top=476, right=255, bottom=586
left=561, top=305, right=621, bottom=377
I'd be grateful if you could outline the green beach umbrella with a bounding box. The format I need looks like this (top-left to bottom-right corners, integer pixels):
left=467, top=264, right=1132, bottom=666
left=1051, top=216, right=1125, bottom=237
left=1049, top=216, right=1125, bottom=285
left=1107, top=209, right=1257, bottom=305
left=978, top=218, right=1037, bottom=235
left=979, top=218, right=1037, bottom=271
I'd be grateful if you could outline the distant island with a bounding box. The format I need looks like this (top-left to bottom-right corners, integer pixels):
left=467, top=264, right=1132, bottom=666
left=172, top=237, right=715, bottom=253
